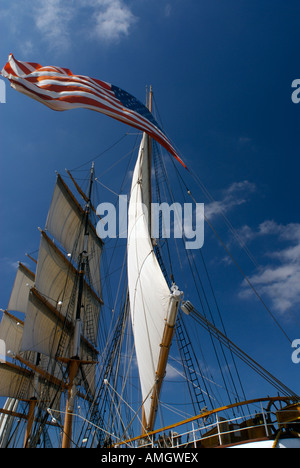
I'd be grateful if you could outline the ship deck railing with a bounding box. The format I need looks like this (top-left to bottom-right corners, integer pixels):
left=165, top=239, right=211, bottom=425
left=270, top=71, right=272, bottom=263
left=114, top=397, right=300, bottom=449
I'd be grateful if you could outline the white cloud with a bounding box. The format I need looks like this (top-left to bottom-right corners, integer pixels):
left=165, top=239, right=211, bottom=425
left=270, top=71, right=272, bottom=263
left=166, top=363, right=183, bottom=380
left=91, top=0, right=137, bottom=42
left=205, top=180, right=256, bottom=219
left=34, top=0, right=137, bottom=48
left=239, top=221, right=300, bottom=314
left=2, top=0, right=137, bottom=54
left=202, top=182, right=300, bottom=315
left=164, top=4, right=172, bottom=17
left=1, top=257, right=20, bottom=271
left=20, top=40, right=35, bottom=56
left=33, top=0, right=74, bottom=52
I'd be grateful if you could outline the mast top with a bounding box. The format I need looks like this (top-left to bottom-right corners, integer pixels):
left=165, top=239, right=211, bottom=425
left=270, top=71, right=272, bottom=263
left=146, top=85, right=153, bottom=112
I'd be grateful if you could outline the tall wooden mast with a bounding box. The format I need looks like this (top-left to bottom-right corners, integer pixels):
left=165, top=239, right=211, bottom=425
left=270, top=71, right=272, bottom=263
left=147, top=85, right=153, bottom=235
left=140, top=86, right=153, bottom=433
left=139, top=88, right=183, bottom=434
left=62, top=163, right=95, bottom=449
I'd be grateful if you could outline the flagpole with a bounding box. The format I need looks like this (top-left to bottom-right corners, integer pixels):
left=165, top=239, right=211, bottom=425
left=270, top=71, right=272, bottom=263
left=141, top=86, right=153, bottom=435
left=147, top=85, right=153, bottom=236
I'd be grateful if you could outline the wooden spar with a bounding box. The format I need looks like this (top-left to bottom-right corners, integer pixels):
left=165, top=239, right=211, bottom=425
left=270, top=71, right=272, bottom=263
left=23, top=398, right=37, bottom=448
left=38, top=230, right=103, bottom=305
left=0, top=407, right=58, bottom=426
left=17, top=353, right=67, bottom=390
left=0, top=361, right=35, bottom=444
left=61, top=358, right=81, bottom=449
left=0, top=359, right=58, bottom=448
left=65, top=169, right=98, bottom=218
left=60, top=354, right=96, bottom=448
left=143, top=321, right=176, bottom=433
left=25, top=253, right=37, bottom=265
left=143, top=286, right=182, bottom=433
left=0, top=355, right=93, bottom=447
left=23, top=353, right=41, bottom=448
left=30, top=286, right=99, bottom=356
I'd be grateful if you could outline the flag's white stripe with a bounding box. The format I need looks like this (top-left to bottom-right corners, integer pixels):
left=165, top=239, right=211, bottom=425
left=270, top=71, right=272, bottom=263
left=6, top=56, right=166, bottom=140
left=11, top=75, right=170, bottom=143
left=24, top=77, right=120, bottom=109
left=8, top=58, right=25, bottom=78
left=12, top=69, right=150, bottom=128
left=18, top=69, right=112, bottom=97
left=11, top=76, right=168, bottom=143
left=16, top=71, right=124, bottom=110
left=3, top=54, right=185, bottom=166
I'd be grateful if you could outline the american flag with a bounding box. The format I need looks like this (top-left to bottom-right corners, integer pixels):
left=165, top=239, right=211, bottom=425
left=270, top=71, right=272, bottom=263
left=1, top=54, right=186, bottom=168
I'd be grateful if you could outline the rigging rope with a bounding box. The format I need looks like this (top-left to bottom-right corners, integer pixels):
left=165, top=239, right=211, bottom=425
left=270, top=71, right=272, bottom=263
left=189, top=305, right=298, bottom=399
left=151, top=139, right=247, bottom=409
left=69, top=133, right=128, bottom=171
left=171, top=159, right=292, bottom=344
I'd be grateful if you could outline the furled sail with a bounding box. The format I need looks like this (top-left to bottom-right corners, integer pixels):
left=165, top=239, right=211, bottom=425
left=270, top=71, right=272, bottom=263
left=127, top=133, right=182, bottom=430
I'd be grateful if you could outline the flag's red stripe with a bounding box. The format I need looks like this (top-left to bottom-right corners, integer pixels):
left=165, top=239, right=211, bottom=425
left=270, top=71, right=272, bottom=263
left=15, top=79, right=185, bottom=165
left=16, top=77, right=170, bottom=141
left=13, top=75, right=175, bottom=145
left=2, top=54, right=186, bottom=168
left=3, top=61, right=16, bottom=77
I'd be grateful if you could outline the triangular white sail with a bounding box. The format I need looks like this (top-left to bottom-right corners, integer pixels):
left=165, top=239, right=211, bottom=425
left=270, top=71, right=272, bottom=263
left=127, top=133, right=182, bottom=428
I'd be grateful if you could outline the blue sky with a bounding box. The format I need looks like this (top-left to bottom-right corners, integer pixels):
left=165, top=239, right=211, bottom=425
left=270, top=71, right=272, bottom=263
left=0, top=0, right=299, bottom=406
